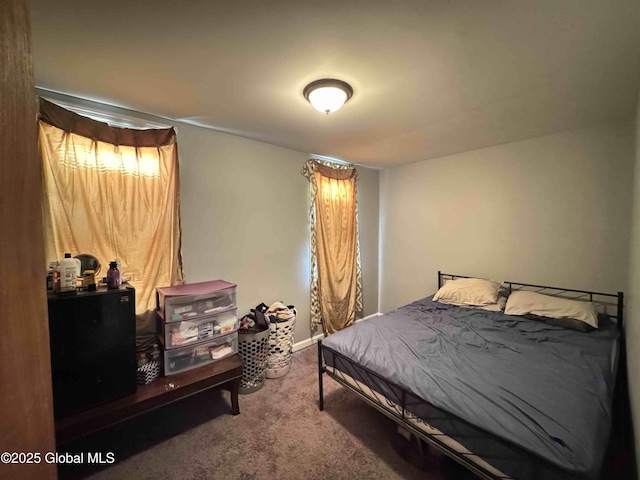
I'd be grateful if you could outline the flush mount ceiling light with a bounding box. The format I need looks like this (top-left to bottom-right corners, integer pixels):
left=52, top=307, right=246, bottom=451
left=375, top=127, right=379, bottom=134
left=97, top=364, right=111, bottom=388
left=303, top=79, right=353, bottom=114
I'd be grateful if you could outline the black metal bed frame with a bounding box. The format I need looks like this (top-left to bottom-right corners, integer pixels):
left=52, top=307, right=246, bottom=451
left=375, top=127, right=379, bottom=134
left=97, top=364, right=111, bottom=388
left=317, top=271, right=625, bottom=480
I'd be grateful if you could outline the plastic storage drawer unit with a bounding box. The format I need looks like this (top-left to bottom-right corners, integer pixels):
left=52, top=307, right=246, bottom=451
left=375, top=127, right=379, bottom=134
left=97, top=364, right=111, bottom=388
left=164, top=332, right=238, bottom=376
left=157, top=280, right=237, bottom=322
left=160, top=308, right=239, bottom=349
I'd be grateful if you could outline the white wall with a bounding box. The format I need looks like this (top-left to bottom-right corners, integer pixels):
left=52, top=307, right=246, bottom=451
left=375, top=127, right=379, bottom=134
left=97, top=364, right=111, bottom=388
left=379, top=121, right=634, bottom=312
left=356, top=166, right=380, bottom=316
left=626, top=95, right=640, bottom=472
left=177, top=124, right=379, bottom=344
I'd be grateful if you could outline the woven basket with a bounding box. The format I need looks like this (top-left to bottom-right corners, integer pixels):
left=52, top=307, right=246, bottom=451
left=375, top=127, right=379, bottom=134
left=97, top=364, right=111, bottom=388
left=238, top=328, right=270, bottom=394
left=265, top=316, right=296, bottom=379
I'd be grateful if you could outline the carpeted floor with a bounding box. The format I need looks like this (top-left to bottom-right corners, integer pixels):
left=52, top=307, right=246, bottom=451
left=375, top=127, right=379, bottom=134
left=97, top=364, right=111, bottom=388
left=58, top=345, right=474, bottom=480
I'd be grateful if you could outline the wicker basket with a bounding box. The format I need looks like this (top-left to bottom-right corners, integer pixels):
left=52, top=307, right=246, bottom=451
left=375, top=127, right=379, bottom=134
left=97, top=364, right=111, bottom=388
left=265, top=316, right=296, bottom=379
left=237, top=328, right=270, bottom=394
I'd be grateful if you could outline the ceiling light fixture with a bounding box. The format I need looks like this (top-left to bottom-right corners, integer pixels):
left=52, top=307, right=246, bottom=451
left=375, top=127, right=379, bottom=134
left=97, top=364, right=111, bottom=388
left=303, top=79, right=353, bottom=114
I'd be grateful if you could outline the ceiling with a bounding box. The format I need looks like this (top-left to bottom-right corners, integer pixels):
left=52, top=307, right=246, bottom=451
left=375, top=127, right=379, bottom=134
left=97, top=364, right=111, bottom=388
left=30, top=0, right=640, bottom=168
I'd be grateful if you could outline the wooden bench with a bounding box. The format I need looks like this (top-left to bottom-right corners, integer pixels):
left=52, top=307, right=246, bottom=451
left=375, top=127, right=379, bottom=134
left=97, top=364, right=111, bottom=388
left=55, top=354, right=243, bottom=446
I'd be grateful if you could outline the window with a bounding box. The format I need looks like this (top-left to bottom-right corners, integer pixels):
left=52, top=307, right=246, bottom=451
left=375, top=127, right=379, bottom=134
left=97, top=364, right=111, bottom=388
left=38, top=98, right=184, bottom=328
left=301, top=159, right=362, bottom=334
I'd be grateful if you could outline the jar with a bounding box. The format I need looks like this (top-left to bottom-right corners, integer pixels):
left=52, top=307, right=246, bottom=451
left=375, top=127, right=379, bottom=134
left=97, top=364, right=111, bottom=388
left=106, top=261, right=120, bottom=289
left=83, top=269, right=96, bottom=288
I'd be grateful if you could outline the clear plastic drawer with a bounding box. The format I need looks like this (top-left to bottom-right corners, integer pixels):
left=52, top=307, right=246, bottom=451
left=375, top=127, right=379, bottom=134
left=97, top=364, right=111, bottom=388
left=156, top=280, right=237, bottom=322
left=161, top=308, right=238, bottom=349
left=164, top=332, right=238, bottom=376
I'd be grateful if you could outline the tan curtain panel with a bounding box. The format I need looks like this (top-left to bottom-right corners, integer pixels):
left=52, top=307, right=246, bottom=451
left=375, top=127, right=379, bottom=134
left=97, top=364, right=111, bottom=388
left=301, top=160, right=363, bottom=335
left=38, top=99, right=184, bottom=327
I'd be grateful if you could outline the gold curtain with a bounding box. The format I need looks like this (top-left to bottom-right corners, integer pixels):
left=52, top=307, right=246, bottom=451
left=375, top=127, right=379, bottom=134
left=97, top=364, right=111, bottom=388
left=38, top=99, right=184, bottom=331
left=301, top=160, right=362, bottom=335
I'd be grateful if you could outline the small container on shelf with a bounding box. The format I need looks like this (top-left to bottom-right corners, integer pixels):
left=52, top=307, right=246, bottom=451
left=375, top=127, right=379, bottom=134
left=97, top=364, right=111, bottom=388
left=46, top=268, right=54, bottom=292
left=82, top=270, right=96, bottom=289
left=107, top=261, right=120, bottom=289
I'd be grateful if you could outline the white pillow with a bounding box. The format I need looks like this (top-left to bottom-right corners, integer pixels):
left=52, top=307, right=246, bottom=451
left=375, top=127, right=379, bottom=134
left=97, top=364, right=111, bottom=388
left=504, top=290, right=598, bottom=329
left=433, top=278, right=501, bottom=306
left=474, top=294, right=508, bottom=312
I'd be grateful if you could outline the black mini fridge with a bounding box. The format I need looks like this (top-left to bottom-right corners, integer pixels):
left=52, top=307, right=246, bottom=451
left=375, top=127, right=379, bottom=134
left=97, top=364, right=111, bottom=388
left=47, top=285, right=137, bottom=417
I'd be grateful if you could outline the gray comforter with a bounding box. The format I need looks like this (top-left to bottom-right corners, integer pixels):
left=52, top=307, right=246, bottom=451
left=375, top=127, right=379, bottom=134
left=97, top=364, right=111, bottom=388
left=322, top=296, right=619, bottom=478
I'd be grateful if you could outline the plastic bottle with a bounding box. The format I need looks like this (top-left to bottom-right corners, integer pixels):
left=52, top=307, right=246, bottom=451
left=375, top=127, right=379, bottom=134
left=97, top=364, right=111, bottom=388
left=115, top=258, right=123, bottom=286
left=46, top=264, right=54, bottom=291
left=107, top=261, right=120, bottom=289
left=52, top=261, right=61, bottom=292
left=137, top=354, right=148, bottom=368
left=60, top=253, right=79, bottom=291
left=151, top=344, right=160, bottom=362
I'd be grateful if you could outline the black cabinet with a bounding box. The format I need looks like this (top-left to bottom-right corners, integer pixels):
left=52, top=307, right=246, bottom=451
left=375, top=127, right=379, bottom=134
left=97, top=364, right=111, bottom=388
left=47, top=285, right=137, bottom=417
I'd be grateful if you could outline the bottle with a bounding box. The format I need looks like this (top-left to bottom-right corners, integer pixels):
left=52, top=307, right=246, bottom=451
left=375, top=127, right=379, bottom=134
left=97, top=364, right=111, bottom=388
left=60, top=253, right=79, bottom=292
left=151, top=344, right=160, bottom=363
left=115, top=258, right=123, bottom=286
left=107, top=261, right=120, bottom=289
left=46, top=263, right=55, bottom=291
left=52, top=261, right=61, bottom=292
left=137, top=354, right=148, bottom=368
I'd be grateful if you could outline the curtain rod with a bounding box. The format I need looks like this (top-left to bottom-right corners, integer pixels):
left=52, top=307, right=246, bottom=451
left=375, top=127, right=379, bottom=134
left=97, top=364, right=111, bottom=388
left=309, top=154, right=353, bottom=167
left=36, top=87, right=173, bottom=130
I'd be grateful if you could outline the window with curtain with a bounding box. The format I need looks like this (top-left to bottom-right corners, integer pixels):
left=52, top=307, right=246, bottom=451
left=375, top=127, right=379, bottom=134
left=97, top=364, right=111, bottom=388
left=301, top=159, right=362, bottom=335
left=38, top=98, right=184, bottom=337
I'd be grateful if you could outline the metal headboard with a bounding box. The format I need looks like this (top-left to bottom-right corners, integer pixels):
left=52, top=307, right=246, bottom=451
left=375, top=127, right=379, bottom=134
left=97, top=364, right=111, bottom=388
left=437, top=271, right=624, bottom=331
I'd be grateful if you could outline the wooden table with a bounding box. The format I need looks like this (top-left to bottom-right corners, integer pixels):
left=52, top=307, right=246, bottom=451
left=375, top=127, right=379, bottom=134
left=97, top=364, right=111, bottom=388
left=55, top=354, right=243, bottom=446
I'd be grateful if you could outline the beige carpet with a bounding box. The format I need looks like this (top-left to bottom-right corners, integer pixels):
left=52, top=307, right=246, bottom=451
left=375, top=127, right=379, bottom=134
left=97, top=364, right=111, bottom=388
left=58, top=345, right=473, bottom=480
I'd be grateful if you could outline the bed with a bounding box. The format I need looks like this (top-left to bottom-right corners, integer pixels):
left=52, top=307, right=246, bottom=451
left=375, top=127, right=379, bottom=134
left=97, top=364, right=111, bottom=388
left=317, top=272, right=624, bottom=480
